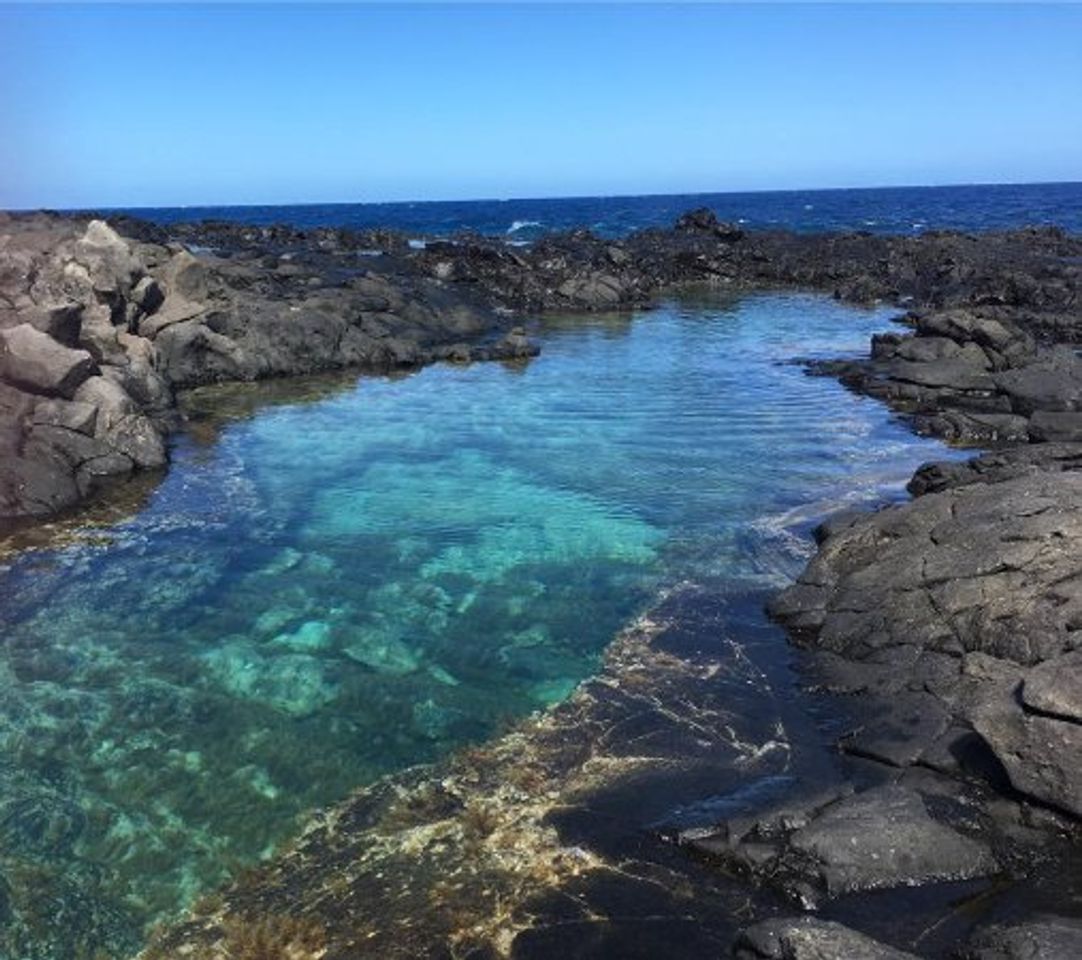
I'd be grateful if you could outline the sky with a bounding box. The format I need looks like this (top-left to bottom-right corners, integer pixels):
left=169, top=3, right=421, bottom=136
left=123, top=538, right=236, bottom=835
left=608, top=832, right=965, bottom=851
left=1, top=3, right=1080, bottom=209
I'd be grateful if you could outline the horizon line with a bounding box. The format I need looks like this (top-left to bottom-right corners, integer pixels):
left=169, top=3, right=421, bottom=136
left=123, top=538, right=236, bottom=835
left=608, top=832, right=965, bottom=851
left=9, top=177, right=1081, bottom=216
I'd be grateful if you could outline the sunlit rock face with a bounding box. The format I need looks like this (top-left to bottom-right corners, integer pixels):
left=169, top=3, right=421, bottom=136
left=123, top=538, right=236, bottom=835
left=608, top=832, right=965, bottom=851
left=0, top=293, right=961, bottom=959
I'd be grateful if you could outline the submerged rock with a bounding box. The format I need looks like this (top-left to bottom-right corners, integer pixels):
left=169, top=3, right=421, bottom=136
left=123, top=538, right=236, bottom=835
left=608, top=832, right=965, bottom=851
left=271, top=619, right=334, bottom=652
left=684, top=784, right=995, bottom=906
left=734, top=917, right=920, bottom=960
left=202, top=641, right=339, bottom=717
left=342, top=628, right=421, bottom=676
left=962, top=916, right=1082, bottom=960
left=788, top=785, right=995, bottom=896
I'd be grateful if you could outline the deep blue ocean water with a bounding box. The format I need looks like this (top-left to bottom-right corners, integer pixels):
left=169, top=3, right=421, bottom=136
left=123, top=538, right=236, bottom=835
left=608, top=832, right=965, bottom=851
left=108, top=181, right=1082, bottom=239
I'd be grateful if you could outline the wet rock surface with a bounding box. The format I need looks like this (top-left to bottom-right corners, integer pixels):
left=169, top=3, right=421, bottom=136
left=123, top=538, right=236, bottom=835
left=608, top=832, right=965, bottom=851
left=734, top=916, right=921, bottom=960
left=961, top=916, right=1082, bottom=960
left=752, top=210, right=1082, bottom=956
left=683, top=779, right=999, bottom=911
left=138, top=587, right=1082, bottom=960
left=140, top=588, right=812, bottom=960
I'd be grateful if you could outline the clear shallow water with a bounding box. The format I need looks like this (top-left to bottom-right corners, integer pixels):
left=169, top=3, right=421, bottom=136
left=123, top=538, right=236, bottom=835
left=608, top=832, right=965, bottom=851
left=104, top=181, right=1082, bottom=239
left=0, top=293, right=966, bottom=957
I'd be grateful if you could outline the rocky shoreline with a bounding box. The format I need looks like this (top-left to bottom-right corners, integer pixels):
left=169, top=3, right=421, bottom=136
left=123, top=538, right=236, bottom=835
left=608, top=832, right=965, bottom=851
left=4, top=208, right=1079, bottom=525
left=3, top=208, right=1082, bottom=958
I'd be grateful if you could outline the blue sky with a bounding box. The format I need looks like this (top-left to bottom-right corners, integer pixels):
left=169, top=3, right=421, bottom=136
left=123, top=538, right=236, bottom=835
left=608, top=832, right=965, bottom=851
left=1, top=3, right=1080, bottom=209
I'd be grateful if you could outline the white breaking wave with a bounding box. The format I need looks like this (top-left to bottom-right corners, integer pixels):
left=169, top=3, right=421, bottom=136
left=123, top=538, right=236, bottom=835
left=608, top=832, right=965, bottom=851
left=507, top=219, right=542, bottom=234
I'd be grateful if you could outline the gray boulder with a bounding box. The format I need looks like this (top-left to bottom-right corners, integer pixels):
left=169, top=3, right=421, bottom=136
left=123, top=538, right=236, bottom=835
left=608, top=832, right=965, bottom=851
left=1028, top=410, right=1082, bottom=442
left=916, top=309, right=1034, bottom=368
left=770, top=470, right=1082, bottom=666
left=0, top=323, right=97, bottom=398
left=73, top=375, right=136, bottom=431
left=71, top=219, right=140, bottom=297
left=556, top=274, right=626, bottom=307
left=995, top=348, right=1082, bottom=415
left=31, top=398, right=98, bottom=436
left=0, top=447, right=80, bottom=517
left=683, top=785, right=994, bottom=906
left=21, top=301, right=84, bottom=345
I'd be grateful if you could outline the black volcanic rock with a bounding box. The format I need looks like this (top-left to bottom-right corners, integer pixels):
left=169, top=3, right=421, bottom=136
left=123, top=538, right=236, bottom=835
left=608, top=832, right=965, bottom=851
left=0, top=212, right=538, bottom=521
left=734, top=917, right=920, bottom=960
left=768, top=448, right=1082, bottom=818
left=683, top=784, right=995, bottom=908
left=962, top=916, right=1082, bottom=960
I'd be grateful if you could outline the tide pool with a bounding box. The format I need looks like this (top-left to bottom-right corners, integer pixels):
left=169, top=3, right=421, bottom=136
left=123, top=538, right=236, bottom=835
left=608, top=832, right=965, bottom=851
left=0, top=292, right=962, bottom=958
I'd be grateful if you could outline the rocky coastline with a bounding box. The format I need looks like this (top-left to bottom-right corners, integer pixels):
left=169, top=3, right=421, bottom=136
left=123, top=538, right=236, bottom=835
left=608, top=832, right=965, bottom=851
left=3, top=208, right=1082, bottom=958
left=4, top=207, right=1079, bottom=527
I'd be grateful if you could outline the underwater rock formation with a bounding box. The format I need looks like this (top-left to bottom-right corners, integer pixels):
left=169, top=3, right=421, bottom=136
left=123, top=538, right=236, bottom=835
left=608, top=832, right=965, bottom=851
left=140, top=584, right=1082, bottom=959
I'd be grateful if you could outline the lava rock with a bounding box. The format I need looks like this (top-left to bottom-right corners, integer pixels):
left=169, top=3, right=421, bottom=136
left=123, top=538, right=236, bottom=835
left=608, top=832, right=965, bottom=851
left=734, top=917, right=920, bottom=960
left=0, top=324, right=97, bottom=399
left=787, top=786, right=995, bottom=896
left=972, top=679, right=1082, bottom=817
left=962, top=916, right=1082, bottom=960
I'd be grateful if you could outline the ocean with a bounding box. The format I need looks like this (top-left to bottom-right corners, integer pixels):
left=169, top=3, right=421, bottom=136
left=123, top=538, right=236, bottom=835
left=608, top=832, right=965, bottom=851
left=107, top=180, right=1082, bottom=240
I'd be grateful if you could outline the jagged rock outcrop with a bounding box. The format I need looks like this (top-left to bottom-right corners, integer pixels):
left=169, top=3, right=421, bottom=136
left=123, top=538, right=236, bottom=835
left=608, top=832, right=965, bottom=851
left=809, top=305, right=1082, bottom=444
left=4, top=207, right=1078, bottom=522
left=0, top=214, right=537, bottom=522
left=0, top=218, right=168, bottom=518
left=768, top=444, right=1082, bottom=819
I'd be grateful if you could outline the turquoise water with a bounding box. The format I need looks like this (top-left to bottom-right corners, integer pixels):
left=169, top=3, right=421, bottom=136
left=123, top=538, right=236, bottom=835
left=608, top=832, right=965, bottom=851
left=0, top=293, right=962, bottom=958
